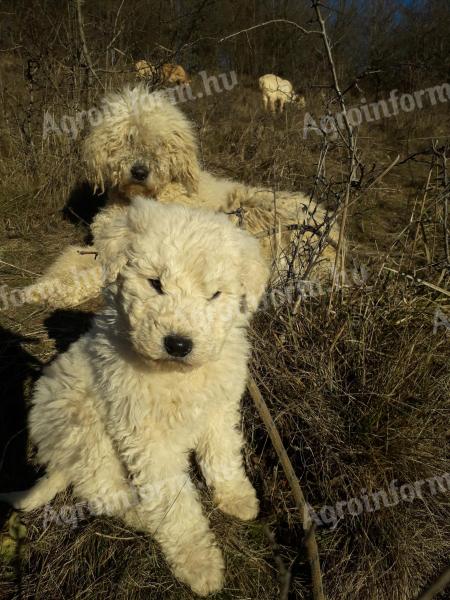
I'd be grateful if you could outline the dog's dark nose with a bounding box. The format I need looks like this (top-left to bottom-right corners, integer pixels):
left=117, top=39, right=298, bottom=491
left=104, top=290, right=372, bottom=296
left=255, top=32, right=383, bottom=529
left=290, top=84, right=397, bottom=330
left=130, top=164, right=149, bottom=181
left=164, top=335, right=193, bottom=358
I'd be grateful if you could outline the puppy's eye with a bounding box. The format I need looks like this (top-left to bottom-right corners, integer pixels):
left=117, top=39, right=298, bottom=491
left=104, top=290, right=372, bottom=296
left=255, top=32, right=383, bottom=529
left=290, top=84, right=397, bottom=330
left=149, top=278, right=164, bottom=294
left=209, top=291, right=221, bottom=300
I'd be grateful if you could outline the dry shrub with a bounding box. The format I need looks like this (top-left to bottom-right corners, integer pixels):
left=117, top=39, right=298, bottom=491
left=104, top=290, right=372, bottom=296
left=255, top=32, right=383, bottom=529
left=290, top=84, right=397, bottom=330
left=248, top=271, right=450, bottom=600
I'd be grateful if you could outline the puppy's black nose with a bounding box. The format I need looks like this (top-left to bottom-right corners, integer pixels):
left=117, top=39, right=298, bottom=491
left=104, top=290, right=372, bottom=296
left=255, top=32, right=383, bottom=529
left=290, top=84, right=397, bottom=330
left=130, top=164, right=149, bottom=181
left=164, top=334, right=193, bottom=358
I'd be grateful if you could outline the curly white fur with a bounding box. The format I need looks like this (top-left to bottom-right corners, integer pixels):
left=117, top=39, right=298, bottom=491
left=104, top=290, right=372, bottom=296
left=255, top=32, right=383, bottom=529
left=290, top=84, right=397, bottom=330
left=1, top=199, right=269, bottom=596
left=30, top=84, right=338, bottom=308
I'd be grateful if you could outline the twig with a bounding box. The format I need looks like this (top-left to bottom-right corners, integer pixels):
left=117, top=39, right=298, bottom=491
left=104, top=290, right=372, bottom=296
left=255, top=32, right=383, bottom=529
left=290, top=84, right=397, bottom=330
left=94, top=532, right=138, bottom=541
left=255, top=223, right=338, bottom=249
left=432, top=142, right=450, bottom=265
left=78, top=251, right=98, bottom=258
left=0, top=45, right=22, bottom=52
left=311, top=1, right=357, bottom=311
left=247, top=375, right=325, bottom=600
left=74, top=0, right=104, bottom=90
left=366, top=155, right=400, bottom=190
left=65, top=206, right=91, bottom=227
left=397, top=146, right=446, bottom=166
left=0, top=259, right=40, bottom=277
left=416, top=565, right=450, bottom=600
left=339, top=68, right=383, bottom=98
left=382, top=266, right=450, bottom=297
left=263, top=526, right=292, bottom=600
left=409, top=166, right=433, bottom=270
left=217, top=19, right=320, bottom=43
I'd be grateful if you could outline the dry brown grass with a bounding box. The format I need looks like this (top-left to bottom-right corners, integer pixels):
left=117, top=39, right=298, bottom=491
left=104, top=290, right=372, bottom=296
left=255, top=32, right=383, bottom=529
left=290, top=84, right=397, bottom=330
left=249, top=270, right=449, bottom=599
left=0, top=38, right=449, bottom=600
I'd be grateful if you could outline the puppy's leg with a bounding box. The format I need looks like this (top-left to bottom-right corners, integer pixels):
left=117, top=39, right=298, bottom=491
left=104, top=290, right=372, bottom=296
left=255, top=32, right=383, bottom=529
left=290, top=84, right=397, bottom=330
left=23, top=355, right=135, bottom=518
left=23, top=245, right=103, bottom=308
left=123, top=462, right=224, bottom=596
left=197, top=411, right=259, bottom=521
left=0, top=470, right=68, bottom=511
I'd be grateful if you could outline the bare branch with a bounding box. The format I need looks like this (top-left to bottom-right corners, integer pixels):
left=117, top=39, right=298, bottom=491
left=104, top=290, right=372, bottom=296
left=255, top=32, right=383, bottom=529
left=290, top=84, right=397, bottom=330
left=263, top=527, right=292, bottom=600
left=416, top=565, right=450, bottom=600
left=247, top=376, right=325, bottom=600
left=217, top=19, right=321, bottom=43
left=74, top=0, right=104, bottom=90
left=382, top=267, right=450, bottom=298
left=312, top=0, right=358, bottom=309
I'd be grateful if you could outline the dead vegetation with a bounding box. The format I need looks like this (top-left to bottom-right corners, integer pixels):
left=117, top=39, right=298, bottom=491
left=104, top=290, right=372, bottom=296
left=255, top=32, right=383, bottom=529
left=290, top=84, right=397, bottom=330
left=0, top=1, right=449, bottom=599
left=249, top=271, right=449, bottom=599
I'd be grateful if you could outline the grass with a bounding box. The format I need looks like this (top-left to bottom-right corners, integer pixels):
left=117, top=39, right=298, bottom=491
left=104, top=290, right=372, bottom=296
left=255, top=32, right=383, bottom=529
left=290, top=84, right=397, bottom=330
left=0, top=48, right=449, bottom=600
left=249, top=272, right=449, bottom=599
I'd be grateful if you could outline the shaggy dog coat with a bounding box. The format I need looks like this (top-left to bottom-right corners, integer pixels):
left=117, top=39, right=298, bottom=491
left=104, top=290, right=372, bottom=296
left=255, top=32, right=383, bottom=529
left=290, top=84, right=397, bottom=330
left=2, top=199, right=269, bottom=596
left=259, top=73, right=306, bottom=113
left=29, top=85, right=338, bottom=307
left=135, top=60, right=190, bottom=85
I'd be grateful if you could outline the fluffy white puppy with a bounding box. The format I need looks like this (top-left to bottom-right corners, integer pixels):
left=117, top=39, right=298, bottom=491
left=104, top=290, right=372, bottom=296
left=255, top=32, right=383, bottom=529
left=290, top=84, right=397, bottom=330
left=29, top=85, right=338, bottom=307
left=2, top=198, right=269, bottom=596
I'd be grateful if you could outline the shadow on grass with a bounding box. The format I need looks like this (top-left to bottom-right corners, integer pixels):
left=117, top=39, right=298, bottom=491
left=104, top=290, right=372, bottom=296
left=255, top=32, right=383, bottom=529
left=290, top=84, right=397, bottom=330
left=0, top=311, right=94, bottom=522
left=0, top=327, right=41, bottom=525
left=63, top=180, right=107, bottom=243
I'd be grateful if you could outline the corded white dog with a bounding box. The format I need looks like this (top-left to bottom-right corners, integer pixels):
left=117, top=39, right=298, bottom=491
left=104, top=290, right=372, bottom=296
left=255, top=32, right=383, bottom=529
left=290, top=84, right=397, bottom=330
left=2, top=198, right=269, bottom=596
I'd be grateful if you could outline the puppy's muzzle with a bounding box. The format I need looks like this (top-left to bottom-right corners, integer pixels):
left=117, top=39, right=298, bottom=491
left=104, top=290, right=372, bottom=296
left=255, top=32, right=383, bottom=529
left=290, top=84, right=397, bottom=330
left=164, top=334, right=193, bottom=358
left=130, top=164, right=149, bottom=182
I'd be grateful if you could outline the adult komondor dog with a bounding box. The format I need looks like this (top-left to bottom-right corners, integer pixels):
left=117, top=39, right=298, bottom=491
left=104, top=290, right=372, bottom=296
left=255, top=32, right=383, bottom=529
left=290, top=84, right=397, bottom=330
left=28, top=84, right=338, bottom=307
left=1, top=198, right=270, bottom=596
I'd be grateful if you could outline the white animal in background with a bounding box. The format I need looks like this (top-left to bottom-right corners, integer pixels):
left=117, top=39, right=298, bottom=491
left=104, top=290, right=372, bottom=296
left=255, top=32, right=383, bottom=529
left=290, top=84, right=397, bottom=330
left=0, top=198, right=269, bottom=597
left=259, top=73, right=306, bottom=113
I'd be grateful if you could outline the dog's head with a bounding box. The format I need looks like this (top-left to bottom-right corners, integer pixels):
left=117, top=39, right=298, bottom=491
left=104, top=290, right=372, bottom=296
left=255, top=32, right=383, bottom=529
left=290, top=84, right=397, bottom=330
left=92, top=198, right=269, bottom=368
left=83, top=85, right=200, bottom=201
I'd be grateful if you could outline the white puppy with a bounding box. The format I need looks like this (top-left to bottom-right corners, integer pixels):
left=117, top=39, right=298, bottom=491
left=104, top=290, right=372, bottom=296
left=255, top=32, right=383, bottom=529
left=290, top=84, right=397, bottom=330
left=2, top=198, right=269, bottom=596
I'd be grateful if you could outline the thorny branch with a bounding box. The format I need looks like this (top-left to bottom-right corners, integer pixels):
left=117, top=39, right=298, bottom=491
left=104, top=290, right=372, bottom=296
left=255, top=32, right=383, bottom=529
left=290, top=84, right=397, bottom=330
left=311, top=0, right=358, bottom=310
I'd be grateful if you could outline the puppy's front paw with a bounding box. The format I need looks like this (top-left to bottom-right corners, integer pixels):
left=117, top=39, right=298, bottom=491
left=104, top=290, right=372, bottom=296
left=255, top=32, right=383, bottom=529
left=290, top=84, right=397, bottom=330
left=0, top=490, right=40, bottom=512
left=216, top=479, right=259, bottom=521
left=173, top=540, right=224, bottom=596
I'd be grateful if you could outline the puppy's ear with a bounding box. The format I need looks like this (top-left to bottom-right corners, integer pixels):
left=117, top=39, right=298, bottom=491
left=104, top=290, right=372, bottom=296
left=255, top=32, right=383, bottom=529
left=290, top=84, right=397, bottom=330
left=92, top=198, right=157, bottom=283
left=166, top=127, right=200, bottom=195
left=91, top=206, right=131, bottom=283
left=82, top=129, right=108, bottom=192
left=237, top=232, right=270, bottom=315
